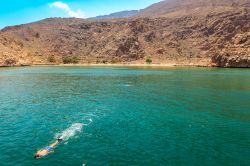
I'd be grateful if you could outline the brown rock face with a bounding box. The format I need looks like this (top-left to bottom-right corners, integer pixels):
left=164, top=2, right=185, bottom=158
left=212, top=55, right=250, bottom=68
left=211, top=31, right=250, bottom=68
left=0, top=0, right=249, bottom=67
left=138, top=0, right=250, bottom=18
left=115, top=36, right=144, bottom=60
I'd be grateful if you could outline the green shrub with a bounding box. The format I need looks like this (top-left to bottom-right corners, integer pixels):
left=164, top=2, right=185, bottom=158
left=63, top=56, right=79, bottom=64
left=47, top=56, right=56, bottom=63
left=111, top=58, right=119, bottom=64
left=102, top=60, right=107, bottom=64
left=146, top=57, right=152, bottom=64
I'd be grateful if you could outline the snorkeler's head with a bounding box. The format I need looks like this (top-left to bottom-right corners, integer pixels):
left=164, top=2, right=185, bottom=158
left=34, top=154, right=40, bottom=159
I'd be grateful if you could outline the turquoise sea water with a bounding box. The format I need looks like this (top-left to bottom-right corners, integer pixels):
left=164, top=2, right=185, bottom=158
left=0, top=66, right=250, bottom=166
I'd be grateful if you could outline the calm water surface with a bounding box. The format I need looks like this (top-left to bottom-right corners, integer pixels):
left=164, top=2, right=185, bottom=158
left=0, top=66, right=250, bottom=166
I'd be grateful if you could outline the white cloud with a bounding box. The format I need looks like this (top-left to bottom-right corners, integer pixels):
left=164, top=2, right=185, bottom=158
left=50, top=1, right=85, bottom=18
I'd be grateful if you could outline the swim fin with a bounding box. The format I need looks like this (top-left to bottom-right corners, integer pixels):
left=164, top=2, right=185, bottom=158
left=57, top=136, right=63, bottom=142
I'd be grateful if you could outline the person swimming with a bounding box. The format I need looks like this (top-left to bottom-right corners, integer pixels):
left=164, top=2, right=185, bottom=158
left=34, top=138, right=62, bottom=159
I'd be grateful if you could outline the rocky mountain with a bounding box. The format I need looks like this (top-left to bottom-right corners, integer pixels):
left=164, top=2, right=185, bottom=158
left=138, top=0, right=250, bottom=17
left=89, top=10, right=139, bottom=20
left=0, top=0, right=249, bottom=67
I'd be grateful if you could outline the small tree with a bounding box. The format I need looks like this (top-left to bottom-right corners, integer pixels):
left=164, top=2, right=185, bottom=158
left=62, top=56, right=79, bottom=64
left=102, top=60, right=107, bottom=64
left=146, top=57, right=152, bottom=64
left=111, top=57, right=119, bottom=64
left=48, top=56, right=56, bottom=63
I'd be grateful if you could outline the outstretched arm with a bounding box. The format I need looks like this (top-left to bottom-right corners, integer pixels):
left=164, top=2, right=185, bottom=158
left=49, top=140, right=60, bottom=148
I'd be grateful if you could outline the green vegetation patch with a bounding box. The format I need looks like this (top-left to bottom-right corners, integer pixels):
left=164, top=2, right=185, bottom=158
left=62, top=56, right=79, bottom=64
left=47, top=56, right=56, bottom=63
left=146, top=57, right=152, bottom=64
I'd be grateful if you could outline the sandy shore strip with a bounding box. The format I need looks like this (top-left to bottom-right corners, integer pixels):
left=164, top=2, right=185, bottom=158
left=1, top=63, right=211, bottom=68
left=52, top=63, right=210, bottom=68
left=57, top=63, right=178, bottom=67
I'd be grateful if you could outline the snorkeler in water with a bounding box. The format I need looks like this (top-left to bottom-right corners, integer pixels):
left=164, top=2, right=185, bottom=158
left=34, top=138, right=63, bottom=159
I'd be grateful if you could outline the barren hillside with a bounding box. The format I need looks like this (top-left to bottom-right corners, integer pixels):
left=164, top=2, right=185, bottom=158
left=0, top=0, right=249, bottom=67
left=138, top=0, right=250, bottom=17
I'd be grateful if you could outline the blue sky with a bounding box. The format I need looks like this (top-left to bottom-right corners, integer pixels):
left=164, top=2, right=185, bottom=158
left=0, top=0, right=162, bottom=29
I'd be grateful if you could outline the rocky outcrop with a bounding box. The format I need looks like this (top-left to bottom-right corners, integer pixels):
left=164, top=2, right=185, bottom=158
left=212, top=54, right=250, bottom=67
left=211, top=29, right=250, bottom=67
left=115, top=36, right=145, bottom=60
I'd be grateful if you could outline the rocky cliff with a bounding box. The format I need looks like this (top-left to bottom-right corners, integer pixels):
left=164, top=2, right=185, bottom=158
left=0, top=0, right=249, bottom=67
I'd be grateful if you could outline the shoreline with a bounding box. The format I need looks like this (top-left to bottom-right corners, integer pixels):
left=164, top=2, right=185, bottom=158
left=0, top=63, right=212, bottom=68
left=2, top=63, right=249, bottom=68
